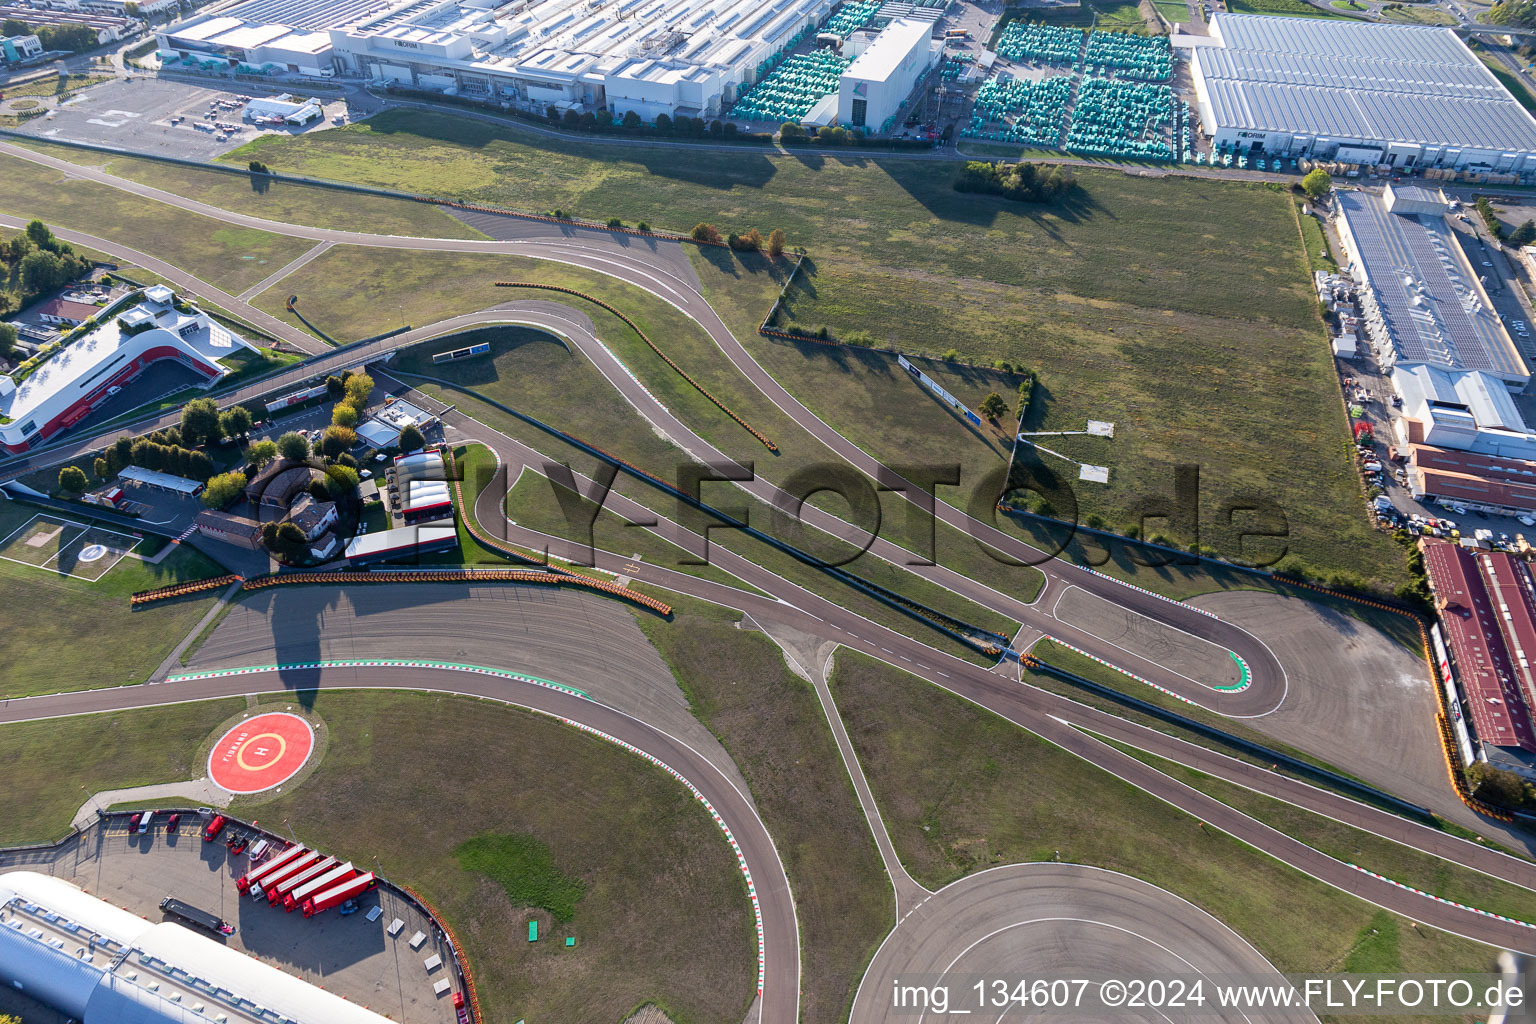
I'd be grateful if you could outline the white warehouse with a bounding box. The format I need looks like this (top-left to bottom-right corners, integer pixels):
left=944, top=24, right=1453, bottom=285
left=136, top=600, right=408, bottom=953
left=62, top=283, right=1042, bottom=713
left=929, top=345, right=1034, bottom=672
left=1186, top=13, right=1536, bottom=180
left=160, top=0, right=856, bottom=116
left=0, top=871, right=397, bottom=1024
left=836, top=17, right=936, bottom=129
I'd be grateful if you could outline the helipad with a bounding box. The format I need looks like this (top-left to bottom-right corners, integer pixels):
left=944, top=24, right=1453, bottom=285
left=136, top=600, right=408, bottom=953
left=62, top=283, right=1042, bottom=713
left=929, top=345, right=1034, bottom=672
left=208, top=712, right=315, bottom=794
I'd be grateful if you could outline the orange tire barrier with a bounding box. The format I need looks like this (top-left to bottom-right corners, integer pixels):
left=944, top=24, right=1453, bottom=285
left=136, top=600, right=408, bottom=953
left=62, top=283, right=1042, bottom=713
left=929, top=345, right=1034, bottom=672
left=1270, top=573, right=1514, bottom=822
left=441, top=448, right=672, bottom=615
left=131, top=574, right=241, bottom=605
left=393, top=881, right=484, bottom=1024
left=493, top=281, right=778, bottom=453
left=241, top=568, right=673, bottom=616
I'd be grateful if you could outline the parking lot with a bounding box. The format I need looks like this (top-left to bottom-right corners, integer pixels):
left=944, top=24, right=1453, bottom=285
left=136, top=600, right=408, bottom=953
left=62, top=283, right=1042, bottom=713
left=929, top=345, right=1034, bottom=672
left=16, top=75, right=353, bottom=159
left=0, top=812, right=461, bottom=1023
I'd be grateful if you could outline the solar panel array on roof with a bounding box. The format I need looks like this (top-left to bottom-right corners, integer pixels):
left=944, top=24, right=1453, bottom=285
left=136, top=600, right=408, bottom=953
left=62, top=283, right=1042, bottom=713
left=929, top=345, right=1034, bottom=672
left=1336, top=190, right=1527, bottom=380
left=1195, top=13, right=1536, bottom=153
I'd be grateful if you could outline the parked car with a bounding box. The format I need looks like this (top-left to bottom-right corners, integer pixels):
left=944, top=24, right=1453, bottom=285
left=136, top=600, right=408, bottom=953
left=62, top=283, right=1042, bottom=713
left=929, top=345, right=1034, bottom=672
left=128, top=812, right=143, bottom=832
left=167, top=813, right=181, bottom=834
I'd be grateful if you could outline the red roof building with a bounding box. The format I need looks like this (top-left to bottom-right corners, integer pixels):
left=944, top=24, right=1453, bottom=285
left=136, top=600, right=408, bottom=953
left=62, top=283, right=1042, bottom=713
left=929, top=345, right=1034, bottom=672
left=1420, top=539, right=1536, bottom=753
left=30, top=297, right=101, bottom=326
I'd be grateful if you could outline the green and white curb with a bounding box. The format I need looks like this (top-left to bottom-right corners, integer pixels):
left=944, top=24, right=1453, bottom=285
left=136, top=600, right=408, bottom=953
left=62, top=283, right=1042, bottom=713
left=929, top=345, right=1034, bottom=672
left=1348, top=864, right=1536, bottom=930
left=168, top=659, right=588, bottom=698
left=1214, top=651, right=1251, bottom=692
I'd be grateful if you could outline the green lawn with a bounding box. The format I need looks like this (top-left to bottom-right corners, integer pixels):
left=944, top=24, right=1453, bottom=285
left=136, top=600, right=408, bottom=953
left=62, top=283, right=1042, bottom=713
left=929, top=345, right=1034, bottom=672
left=0, top=152, right=311, bottom=293
left=1475, top=49, right=1536, bottom=117
left=8, top=139, right=490, bottom=241
left=634, top=597, right=892, bottom=1024
left=236, top=691, right=755, bottom=1024
left=3, top=73, right=112, bottom=100
left=1107, top=738, right=1536, bottom=924
left=0, top=698, right=243, bottom=844
left=1381, top=2, right=1458, bottom=21
left=0, top=502, right=229, bottom=698
left=1295, top=200, right=1338, bottom=275
left=829, top=649, right=1501, bottom=975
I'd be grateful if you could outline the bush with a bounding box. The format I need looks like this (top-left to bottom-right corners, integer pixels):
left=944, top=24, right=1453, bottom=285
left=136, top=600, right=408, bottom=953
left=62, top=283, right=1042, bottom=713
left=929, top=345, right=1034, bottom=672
left=1301, top=168, right=1332, bottom=200
left=607, top=217, right=624, bottom=229
left=637, top=221, right=650, bottom=232
left=730, top=228, right=763, bottom=251
left=58, top=465, right=87, bottom=493
left=767, top=227, right=786, bottom=258
left=691, top=222, right=722, bottom=244
left=955, top=161, right=1075, bottom=203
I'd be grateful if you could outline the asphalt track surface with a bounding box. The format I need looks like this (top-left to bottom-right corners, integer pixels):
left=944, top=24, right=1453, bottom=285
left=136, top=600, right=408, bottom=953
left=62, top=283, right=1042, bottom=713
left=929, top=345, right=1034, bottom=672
left=0, top=141, right=1288, bottom=717
left=851, top=863, right=1315, bottom=1024
left=6, top=143, right=1536, bottom=1015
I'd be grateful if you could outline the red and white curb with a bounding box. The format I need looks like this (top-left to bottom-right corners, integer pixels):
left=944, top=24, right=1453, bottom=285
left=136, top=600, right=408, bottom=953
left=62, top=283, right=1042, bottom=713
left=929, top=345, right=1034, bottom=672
left=1077, top=564, right=1220, bottom=620
left=561, top=717, right=768, bottom=996
left=1347, top=864, right=1536, bottom=930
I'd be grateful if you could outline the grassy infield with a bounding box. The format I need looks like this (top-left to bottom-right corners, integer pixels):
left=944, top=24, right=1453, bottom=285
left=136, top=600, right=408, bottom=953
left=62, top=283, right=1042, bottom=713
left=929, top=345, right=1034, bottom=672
left=0, top=106, right=1512, bottom=1020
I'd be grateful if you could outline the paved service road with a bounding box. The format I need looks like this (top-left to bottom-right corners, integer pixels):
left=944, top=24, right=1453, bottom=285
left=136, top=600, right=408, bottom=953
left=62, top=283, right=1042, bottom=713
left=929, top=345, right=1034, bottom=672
left=852, top=863, right=1315, bottom=1024
left=0, top=664, right=801, bottom=1024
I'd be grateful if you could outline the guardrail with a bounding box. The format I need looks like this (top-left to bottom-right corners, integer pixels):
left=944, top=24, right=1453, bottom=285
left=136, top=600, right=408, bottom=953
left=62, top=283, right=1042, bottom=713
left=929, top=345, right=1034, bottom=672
left=493, top=281, right=778, bottom=452
left=240, top=567, right=674, bottom=615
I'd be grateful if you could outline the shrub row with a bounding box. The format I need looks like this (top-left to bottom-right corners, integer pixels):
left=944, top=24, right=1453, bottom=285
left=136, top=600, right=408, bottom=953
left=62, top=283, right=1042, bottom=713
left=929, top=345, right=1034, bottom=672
left=130, top=573, right=241, bottom=605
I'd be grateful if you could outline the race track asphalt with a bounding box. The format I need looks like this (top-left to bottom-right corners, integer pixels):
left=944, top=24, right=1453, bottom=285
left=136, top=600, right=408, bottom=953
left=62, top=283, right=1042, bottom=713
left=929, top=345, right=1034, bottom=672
left=851, top=863, right=1316, bottom=1024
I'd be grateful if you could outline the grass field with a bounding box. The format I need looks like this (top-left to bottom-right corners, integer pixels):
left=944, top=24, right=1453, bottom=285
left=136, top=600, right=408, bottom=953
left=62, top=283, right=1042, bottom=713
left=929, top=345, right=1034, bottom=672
left=829, top=649, right=1501, bottom=975
left=0, top=698, right=243, bottom=845
left=235, top=691, right=755, bottom=1024
left=1380, top=2, right=1457, bottom=21
left=0, top=152, right=311, bottom=293
left=1475, top=49, right=1536, bottom=117
left=1228, top=0, right=1350, bottom=15
left=3, top=73, right=112, bottom=100
left=1108, top=738, right=1536, bottom=924
left=0, top=502, right=229, bottom=698
left=633, top=597, right=892, bottom=1024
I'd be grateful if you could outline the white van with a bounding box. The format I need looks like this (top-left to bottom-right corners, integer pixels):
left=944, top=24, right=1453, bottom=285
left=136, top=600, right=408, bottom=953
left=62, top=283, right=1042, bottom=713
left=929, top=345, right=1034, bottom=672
left=247, top=838, right=272, bottom=863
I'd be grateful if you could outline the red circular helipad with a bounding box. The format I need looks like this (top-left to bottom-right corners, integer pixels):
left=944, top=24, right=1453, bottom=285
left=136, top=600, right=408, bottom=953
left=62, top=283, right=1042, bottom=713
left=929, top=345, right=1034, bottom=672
left=208, top=713, right=314, bottom=794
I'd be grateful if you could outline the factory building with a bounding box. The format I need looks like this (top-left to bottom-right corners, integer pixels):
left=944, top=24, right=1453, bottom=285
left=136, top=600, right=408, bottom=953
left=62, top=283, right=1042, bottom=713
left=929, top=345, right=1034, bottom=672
left=1186, top=14, right=1536, bottom=180
left=159, top=0, right=848, bottom=114
left=835, top=17, right=935, bottom=129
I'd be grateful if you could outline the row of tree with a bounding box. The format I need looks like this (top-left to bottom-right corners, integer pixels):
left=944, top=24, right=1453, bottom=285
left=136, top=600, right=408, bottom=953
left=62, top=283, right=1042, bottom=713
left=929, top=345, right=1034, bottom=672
left=0, top=220, right=95, bottom=339
left=59, top=429, right=221, bottom=493
left=954, top=161, right=1076, bottom=204
left=0, top=18, right=102, bottom=52
left=1475, top=196, right=1536, bottom=248
left=690, top=223, right=788, bottom=256
left=544, top=105, right=757, bottom=142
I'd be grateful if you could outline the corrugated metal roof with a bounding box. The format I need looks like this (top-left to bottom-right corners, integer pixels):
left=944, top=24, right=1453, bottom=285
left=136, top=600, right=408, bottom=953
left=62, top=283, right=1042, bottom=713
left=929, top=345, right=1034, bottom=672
left=1197, top=13, right=1536, bottom=152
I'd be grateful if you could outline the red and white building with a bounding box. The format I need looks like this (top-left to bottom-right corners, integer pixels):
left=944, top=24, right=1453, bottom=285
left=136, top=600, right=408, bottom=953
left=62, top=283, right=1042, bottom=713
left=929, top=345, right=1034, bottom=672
left=1421, top=538, right=1536, bottom=772
left=0, top=285, right=256, bottom=454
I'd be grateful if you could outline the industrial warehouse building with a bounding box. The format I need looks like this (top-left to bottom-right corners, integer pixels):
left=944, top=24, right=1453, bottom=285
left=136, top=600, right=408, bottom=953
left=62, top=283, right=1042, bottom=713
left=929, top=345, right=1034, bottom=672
left=159, top=0, right=858, bottom=114
left=0, top=871, right=398, bottom=1024
left=836, top=17, right=935, bottom=128
left=1187, top=14, right=1536, bottom=180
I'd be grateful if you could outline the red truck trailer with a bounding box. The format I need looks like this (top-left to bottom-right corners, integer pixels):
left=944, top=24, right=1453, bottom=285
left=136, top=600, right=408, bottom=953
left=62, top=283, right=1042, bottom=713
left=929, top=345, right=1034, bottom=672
left=237, top=843, right=304, bottom=894
left=302, top=872, right=377, bottom=917
left=252, top=850, right=322, bottom=902
left=268, top=855, right=339, bottom=907
left=284, top=863, right=356, bottom=912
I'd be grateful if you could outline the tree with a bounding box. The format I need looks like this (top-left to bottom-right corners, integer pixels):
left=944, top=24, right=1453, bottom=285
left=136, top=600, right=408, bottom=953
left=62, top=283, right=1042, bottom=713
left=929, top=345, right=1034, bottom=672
left=219, top=405, right=253, bottom=440
left=1, top=18, right=27, bottom=35
left=691, top=222, right=722, bottom=244
left=319, top=424, right=356, bottom=458
left=25, top=219, right=57, bottom=251
left=343, top=371, right=374, bottom=410
left=654, top=113, right=672, bottom=132
left=398, top=423, right=426, bottom=453
left=248, top=159, right=269, bottom=174
left=0, top=321, right=15, bottom=359
left=546, top=104, right=560, bottom=121
left=979, top=392, right=1009, bottom=420
left=562, top=108, right=581, bottom=127
left=201, top=470, right=247, bottom=508
left=767, top=228, right=786, bottom=259
left=326, top=463, right=360, bottom=495
left=331, top=402, right=359, bottom=428
left=1301, top=168, right=1332, bottom=200
left=1468, top=762, right=1535, bottom=811
left=622, top=109, right=642, bottom=129
left=261, top=521, right=279, bottom=547
left=58, top=465, right=88, bottom=493
left=179, top=397, right=222, bottom=447
left=595, top=109, right=614, bottom=127
left=325, top=373, right=346, bottom=398
left=18, top=249, right=64, bottom=294
left=246, top=439, right=278, bottom=468
left=111, top=435, right=133, bottom=472
left=93, top=456, right=109, bottom=480
left=1509, top=219, right=1536, bottom=248
left=740, top=227, right=763, bottom=251
left=276, top=430, right=310, bottom=462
